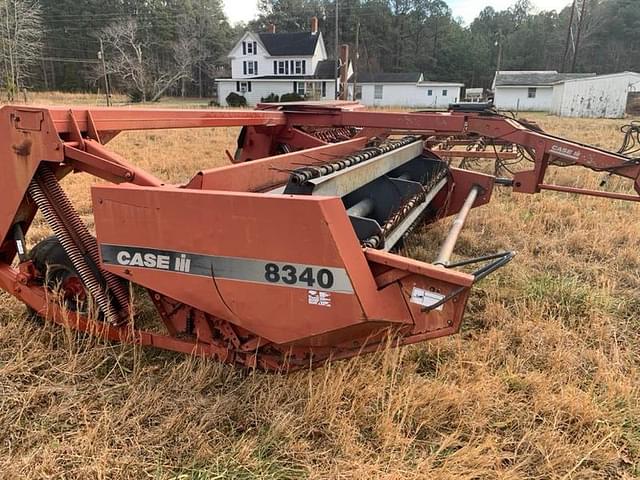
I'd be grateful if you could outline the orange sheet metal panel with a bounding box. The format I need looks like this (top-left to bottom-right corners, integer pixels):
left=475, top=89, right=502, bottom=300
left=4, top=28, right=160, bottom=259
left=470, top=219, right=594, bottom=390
left=0, top=106, right=63, bottom=245
left=191, top=137, right=368, bottom=192
left=91, top=185, right=412, bottom=345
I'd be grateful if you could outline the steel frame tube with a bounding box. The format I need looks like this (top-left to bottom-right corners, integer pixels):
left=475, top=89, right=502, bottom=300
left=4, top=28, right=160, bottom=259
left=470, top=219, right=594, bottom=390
left=434, top=185, right=481, bottom=266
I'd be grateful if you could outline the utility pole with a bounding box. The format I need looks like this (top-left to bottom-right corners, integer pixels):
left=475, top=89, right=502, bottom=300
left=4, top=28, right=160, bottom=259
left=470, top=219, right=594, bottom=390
left=334, top=0, right=339, bottom=99
left=561, top=0, right=577, bottom=72
left=41, top=58, right=48, bottom=90
left=352, top=19, right=359, bottom=102
left=6, top=0, right=16, bottom=100
left=98, top=38, right=111, bottom=107
left=571, top=0, right=587, bottom=71
left=495, top=29, right=503, bottom=73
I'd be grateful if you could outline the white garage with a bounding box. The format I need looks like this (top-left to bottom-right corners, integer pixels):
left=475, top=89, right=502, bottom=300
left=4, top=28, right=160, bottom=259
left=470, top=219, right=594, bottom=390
left=356, top=73, right=463, bottom=108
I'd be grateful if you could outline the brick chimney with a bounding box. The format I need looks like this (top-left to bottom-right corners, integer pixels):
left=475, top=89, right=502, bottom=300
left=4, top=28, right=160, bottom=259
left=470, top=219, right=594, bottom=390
left=311, top=16, right=318, bottom=34
left=268, top=24, right=276, bottom=33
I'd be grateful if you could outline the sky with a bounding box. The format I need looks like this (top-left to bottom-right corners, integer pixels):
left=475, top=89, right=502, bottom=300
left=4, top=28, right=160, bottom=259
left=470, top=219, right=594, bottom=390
left=223, top=0, right=573, bottom=26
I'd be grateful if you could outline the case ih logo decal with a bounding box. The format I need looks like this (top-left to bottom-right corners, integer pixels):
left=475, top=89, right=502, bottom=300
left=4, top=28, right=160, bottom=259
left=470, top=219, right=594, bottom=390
left=115, top=250, right=192, bottom=273
left=550, top=144, right=581, bottom=161
left=100, top=244, right=354, bottom=294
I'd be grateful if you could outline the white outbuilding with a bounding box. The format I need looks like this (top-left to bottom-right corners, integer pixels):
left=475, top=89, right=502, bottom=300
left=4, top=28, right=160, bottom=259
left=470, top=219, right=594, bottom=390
left=492, top=71, right=595, bottom=112
left=355, top=72, right=463, bottom=108
left=551, top=72, right=640, bottom=118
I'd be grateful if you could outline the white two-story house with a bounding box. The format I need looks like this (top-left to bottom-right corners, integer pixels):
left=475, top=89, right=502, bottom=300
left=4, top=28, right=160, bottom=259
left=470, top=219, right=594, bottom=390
left=216, top=18, right=343, bottom=106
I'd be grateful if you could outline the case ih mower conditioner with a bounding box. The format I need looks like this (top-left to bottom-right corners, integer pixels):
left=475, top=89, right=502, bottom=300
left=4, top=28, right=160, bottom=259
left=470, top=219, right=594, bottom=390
left=1, top=101, right=639, bottom=371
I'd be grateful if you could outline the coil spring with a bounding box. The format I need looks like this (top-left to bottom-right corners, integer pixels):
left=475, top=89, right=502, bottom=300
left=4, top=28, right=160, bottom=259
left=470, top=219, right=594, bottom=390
left=309, top=127, right=359, bottom=143
left=290, top=135, right=420, bottom=185
left=38, top=166, right=130, bottom=318
left=28, top=178, right=120, bottom=324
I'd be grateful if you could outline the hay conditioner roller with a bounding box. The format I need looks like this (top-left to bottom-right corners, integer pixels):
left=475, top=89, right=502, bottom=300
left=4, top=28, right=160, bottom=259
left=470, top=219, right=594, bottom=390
left=1, top=101, right=639, bottom=371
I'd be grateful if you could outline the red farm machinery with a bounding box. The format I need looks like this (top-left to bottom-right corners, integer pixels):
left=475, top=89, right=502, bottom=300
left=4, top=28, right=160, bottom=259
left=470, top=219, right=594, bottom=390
left=1, top=101, right=639, bottom=371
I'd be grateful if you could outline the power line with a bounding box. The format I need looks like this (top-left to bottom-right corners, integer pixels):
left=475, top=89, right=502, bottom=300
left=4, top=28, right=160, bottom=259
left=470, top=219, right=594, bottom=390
left=334, top=0, right=339, bottom=99
left=38, top=56, right=99, bottom=64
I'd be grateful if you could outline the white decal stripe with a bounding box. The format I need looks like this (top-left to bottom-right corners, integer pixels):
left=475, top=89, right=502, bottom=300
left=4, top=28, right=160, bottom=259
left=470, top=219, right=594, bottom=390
left=100, top=244, right=354, bottom=294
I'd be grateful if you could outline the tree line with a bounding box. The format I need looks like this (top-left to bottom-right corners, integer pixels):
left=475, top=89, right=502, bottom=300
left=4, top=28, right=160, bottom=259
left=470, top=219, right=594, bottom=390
left=0, top=0, right=638, bottom=101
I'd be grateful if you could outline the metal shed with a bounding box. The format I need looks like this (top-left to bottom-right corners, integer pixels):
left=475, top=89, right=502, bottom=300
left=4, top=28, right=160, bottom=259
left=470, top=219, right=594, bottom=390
left=492, top=71, right=594, bottom=112
left=551, top=72, right=640, bottom=118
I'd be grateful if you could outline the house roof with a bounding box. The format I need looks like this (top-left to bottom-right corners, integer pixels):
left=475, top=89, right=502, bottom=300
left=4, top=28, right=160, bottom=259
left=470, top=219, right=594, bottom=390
left=558, top=71, right=640, bottom=84
left=257, top=32, right=320, bottom=56
left=314, top=60, right=338, bottom=79
left=494, top=70, right=596, bottom=87
left=358, top=72, right=423, bottom=83
left=418, top=81, right=465, bottom=87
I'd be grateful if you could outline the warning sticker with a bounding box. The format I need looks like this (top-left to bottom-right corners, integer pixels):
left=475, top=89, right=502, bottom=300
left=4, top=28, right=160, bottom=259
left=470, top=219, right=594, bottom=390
left=410, top=287, right=445, bottom=311
left=308, top=290, right=332, bottom=307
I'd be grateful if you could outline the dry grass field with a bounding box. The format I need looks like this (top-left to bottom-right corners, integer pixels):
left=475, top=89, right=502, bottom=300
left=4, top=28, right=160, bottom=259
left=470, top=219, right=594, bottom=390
left=0, top=94, right=639, bottom=479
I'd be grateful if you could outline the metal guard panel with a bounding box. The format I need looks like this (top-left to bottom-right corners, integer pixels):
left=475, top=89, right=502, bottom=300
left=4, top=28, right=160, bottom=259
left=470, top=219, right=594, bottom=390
left=91, top=185, right=408, bottom=344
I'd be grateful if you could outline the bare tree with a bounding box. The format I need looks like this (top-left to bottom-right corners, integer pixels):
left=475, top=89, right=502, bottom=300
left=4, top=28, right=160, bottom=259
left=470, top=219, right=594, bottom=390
left=0, top=0, right=42, bottom=101
left=100, top=19, right=204, bottom=102
left=99, top=20, right=153, bottom=102
left=172, top=17, right=209, bottom=98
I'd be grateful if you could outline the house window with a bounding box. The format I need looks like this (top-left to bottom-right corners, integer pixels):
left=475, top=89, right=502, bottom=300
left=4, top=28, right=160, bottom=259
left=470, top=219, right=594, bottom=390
left=244, top=61, right=258, bottom=75
left=442, top=89, right=448, bottom=96
left=278, top=61, right=285, bottom=74
left=294, top=81, right=306, bottom=96
left=355, top=85, right=362, bottom=100
left=322, top=81, right=327, bottom=97
left=295, top=60, right=302, bottom=74
left=238, top=81, right=251, bottom=93
left=374, top=84, right=383, bottom=100
left=427, top=89, right=433, bottom=96
left=528, top=87, right=537, bottom=98
left=244, top=41, right=257, bottom=55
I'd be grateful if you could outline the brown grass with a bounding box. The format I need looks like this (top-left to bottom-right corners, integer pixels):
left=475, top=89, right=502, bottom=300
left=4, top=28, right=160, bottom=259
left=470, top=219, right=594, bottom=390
left=0, top=98, right=639, bottom=479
